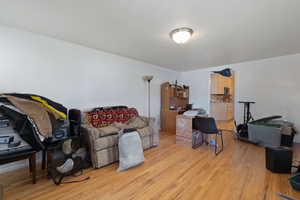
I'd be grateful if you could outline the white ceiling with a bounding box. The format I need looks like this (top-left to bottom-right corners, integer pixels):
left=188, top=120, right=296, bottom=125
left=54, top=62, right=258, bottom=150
left=0, top=0, right=300, bottom=71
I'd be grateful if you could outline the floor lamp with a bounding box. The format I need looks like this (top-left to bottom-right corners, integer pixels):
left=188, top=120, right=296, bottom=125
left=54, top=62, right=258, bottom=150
left=143, top=75, right=153, bottom=121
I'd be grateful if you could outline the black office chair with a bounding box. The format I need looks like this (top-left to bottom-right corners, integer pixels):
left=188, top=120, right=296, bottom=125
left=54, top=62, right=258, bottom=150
left=193, top=117, right=224, bottom=155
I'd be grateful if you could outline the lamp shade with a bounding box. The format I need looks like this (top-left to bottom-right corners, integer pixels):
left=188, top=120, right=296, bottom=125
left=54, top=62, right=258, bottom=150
left=143, top=75, right=153, bottom=82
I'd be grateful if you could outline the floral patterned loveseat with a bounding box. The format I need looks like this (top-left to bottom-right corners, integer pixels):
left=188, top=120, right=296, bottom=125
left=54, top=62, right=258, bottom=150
left=81, top=106, right=159, bottom=168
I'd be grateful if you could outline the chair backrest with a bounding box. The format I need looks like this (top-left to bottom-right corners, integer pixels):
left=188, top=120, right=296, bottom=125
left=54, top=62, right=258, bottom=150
left=192, top=117, right=218, bottom=134
left=68, top=109, right=81, bottom=136
left=69, top=109, right=81, bottom=123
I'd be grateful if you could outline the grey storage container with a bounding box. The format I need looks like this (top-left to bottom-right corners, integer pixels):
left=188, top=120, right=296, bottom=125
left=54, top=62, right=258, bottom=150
left=248, top=118, right=294, bottom=147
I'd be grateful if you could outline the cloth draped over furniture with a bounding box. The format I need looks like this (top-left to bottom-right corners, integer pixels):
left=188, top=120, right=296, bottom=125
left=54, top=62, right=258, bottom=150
left=3, top=93, right=67, bottom=118
left=85, top=106, right=138, bottom=128
left=4, top=95, right=55, bottom=138
left=0, top=93, right=67, bottom=138
left=81, top=106, right=159, bottom=168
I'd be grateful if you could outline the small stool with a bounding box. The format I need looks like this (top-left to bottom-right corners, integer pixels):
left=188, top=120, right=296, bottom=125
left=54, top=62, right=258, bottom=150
left=0, top=150, right=37, bottom=184
left=265, top=146, right=292, bottom=173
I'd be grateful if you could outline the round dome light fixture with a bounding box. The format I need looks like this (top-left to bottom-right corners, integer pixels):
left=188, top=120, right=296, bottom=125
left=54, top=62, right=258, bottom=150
left=170, top=27, right=193, bottom=44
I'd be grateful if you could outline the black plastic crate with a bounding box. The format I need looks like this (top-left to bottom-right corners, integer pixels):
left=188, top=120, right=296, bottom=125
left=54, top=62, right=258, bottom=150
left=265, top=146, right=292, bottom=173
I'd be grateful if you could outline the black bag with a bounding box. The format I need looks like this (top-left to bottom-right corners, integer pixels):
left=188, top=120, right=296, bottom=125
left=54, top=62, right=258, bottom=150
left=192, top=132, right=204, bottom=149
left=213, top=68, right=232, bottom=77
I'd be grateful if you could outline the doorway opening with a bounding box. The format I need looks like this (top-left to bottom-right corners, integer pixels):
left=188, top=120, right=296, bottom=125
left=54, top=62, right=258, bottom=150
left=209, top=70, right=235, bottom=131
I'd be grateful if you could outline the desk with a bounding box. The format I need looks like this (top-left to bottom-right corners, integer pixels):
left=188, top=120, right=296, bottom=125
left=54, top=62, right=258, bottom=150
left=176, top=114, right=207, bottom=146
left=0, top=150, right=36, bottom=184
left=0, top=126, right=37, bottom=184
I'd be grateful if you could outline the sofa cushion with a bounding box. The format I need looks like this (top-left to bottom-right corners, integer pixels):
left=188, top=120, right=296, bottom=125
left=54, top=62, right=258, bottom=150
left=113, top=122, right=134, bottom=130
left=127, top=116, right=148, bottom=129
left=98, top=126, right=120, bottom=137
left=94, top=135, right=118, bottom=151
left=82, top=124, right=119, bottom=138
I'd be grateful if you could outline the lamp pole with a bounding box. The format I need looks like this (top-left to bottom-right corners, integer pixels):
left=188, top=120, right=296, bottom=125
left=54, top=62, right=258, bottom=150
left=142, top=76, right=153, bottom=122
left=147, top=79, right=151, bottom=120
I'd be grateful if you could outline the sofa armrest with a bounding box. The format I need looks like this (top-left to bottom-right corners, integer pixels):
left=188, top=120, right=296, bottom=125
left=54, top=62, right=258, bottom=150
left=140, top=116, right=160, bottom=147
left=81, top=124, right=99, bottom=168
left=140, top=116, right=155, bottom=125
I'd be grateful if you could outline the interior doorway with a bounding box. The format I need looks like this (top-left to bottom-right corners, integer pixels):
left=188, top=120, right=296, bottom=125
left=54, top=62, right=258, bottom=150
left=209, top=70, right=235, bottom=131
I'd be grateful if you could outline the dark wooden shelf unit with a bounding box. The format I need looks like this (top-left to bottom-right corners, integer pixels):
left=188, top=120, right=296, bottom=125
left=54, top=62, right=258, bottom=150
left=160, top=82, right=189, bottom=134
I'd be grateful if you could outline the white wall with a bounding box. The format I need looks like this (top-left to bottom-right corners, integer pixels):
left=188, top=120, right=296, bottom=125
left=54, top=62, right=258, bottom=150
left=0, top=26, right=179, bottom=173
left=180, top=54, right=300, bottom=142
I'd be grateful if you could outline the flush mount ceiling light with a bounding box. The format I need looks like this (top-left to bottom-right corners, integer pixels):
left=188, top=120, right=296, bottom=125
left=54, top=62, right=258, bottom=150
left=170, top=27, right=193, bottom=44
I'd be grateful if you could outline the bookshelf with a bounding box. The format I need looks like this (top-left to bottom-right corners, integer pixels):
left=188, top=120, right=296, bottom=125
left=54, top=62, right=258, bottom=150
left=160, top=82, right=189, bottom=133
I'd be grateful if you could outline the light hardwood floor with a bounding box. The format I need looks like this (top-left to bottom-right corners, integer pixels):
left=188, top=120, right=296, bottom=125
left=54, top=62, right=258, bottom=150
left=2, top=132, right=300, bottom=200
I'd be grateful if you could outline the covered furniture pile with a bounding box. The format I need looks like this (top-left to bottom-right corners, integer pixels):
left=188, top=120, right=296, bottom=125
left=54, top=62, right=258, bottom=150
left=0, top=93, right=69, bottom=149
left=81, top=106, right=159, bottom=168
left=0, top=93, right=70, bottom=184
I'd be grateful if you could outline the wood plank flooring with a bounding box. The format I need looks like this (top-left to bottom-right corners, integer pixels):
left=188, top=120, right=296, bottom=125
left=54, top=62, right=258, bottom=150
left=1, top=132, right=300, bottom=200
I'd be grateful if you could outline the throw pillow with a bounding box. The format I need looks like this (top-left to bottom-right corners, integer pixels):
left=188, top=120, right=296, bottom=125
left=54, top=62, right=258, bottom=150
left=126, top=116, right=148, bottom=129
left=117, top=131, right=144, bottom=171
